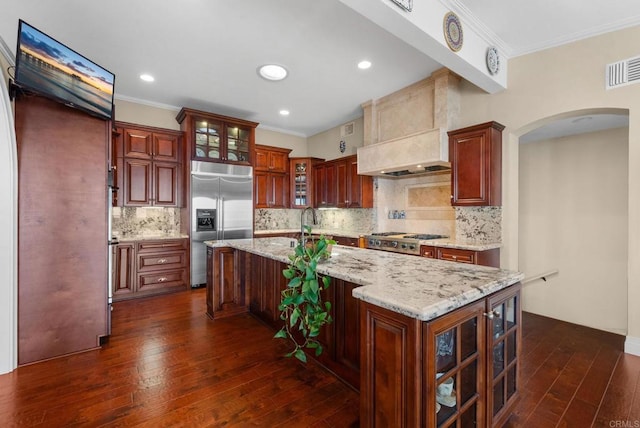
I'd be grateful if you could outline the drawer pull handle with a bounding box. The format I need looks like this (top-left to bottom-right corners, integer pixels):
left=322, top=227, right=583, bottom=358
left=157, top=277, right=168, bottom=283
left=157, top=258, right=168, bottom=264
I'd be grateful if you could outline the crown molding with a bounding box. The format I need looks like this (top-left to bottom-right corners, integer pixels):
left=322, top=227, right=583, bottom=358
left=510, top=15, right=640, bottom=57
left=439, top=0, right=512, bottom=58
left=0, top=35, right=15, bottom=68
left=114, top=93, right=181, bottom=112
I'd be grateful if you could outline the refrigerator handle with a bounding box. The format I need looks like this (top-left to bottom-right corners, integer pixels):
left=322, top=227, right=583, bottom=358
left=219, top=196, right=224, bottom=240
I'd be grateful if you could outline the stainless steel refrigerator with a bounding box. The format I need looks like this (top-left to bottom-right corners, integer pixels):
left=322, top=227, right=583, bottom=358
left=190, top=161, right=253, bottom=287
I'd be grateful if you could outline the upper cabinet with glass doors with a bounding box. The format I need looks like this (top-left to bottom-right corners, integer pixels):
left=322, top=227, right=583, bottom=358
left=176, top=107, right=258, bottom=166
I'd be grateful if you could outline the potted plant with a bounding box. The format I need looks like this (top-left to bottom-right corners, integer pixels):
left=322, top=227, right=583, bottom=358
left=274, top=227, right=336, bottom=362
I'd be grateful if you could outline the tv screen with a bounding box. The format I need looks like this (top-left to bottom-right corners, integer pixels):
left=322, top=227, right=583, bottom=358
left=14, top=20, right=115, bottom=120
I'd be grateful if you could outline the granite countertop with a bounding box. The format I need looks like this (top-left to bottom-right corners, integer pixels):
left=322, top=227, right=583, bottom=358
left=116, top=234, right=189, bottom=242
left=206, top=237, right=523, bottom=322
left=253, top=229, right=500, bottom=250
left=253, top=229, right=365, bottom=239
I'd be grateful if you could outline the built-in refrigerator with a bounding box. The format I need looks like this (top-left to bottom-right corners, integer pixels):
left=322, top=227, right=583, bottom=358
left=190, top=161, right=253, bottom=287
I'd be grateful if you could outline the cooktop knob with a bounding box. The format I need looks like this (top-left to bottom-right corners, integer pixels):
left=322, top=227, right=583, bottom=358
left=391, top=241, right=398, bottom=248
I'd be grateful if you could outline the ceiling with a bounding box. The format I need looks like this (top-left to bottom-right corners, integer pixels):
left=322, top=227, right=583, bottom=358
left=1, top=0, right=640, bottom=137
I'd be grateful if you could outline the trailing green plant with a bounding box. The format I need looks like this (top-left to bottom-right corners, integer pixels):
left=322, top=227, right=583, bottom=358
left=274, top=227, right=335, bottom=363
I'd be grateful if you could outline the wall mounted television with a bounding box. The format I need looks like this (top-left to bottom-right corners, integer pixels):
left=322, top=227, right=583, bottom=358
left=14, top=20, right=115, bottom=121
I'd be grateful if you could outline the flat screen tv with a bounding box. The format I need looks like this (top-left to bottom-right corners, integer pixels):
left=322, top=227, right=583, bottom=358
left=14, top=20, right=115, bottom=120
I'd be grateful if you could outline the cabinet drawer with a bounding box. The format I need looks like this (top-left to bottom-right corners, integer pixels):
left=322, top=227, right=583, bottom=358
left=137, top=250, right=187, bottom=272
left=137, top=269, right=187, bottom=292
left=420, top=245, right=436, bottom=258
left=437, top=248, right=475, bottom=264
left=137, top=239, right=187, bottom=253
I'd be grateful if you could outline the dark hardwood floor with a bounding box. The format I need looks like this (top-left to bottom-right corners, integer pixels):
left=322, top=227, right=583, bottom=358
left=0, top=288, right=637, bottom=427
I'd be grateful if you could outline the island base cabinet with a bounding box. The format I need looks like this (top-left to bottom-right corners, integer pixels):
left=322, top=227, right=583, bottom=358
left=424, top=300, right=486, bottom=428
left=206, top=247, right=248, bottom=319
left=360, top=302, right=422, bottom=427
left=359, top=284, right=521, bottom=428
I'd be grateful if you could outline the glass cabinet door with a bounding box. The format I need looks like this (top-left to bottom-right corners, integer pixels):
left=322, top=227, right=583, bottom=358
left=487, top=285, right=521, bottom=427
left=194, top=120, right=222, bottom=161
left=226, top=125, right=251, bottom=163
left=425, top=300, right=485, bottom=428
left=292, top=160, right=309, bottom=207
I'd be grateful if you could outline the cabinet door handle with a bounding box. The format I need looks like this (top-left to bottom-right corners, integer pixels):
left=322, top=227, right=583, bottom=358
left=483, top=310, right=500, bottom=319
left=157, top=258, right=168, bottom=264
left=157, top=277, right=168, bottom=283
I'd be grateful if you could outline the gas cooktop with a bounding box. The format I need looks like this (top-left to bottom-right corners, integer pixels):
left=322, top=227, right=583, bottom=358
left=365, top=232, right=449, bottom=255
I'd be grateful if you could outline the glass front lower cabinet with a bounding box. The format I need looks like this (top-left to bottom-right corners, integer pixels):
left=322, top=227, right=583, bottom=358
left=425, top=300, right=485, bottom=428
left=487, top=285, right=521, bottom=427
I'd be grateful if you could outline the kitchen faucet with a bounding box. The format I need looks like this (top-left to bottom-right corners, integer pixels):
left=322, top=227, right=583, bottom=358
left=300, top=207, right=318, bottom=244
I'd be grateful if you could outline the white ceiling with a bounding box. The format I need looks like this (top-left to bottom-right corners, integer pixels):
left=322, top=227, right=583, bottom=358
left=1, top=0, right=639, bottom=137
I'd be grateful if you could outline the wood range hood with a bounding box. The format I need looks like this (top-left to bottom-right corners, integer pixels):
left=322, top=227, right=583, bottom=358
left=357, top=68, right=460, bottom=178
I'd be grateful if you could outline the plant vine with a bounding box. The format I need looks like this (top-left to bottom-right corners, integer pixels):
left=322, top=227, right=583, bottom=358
left=274, top=228, right=335, bottom=363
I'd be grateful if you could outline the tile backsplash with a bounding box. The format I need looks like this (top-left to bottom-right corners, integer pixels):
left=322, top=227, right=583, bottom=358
left=112, top=207, right=182, bottom=238
left=255, top=208, right=375, bottom=233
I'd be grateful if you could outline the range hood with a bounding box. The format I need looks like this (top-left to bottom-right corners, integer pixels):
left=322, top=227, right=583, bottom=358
left=357, top=128, right=450, bottom=178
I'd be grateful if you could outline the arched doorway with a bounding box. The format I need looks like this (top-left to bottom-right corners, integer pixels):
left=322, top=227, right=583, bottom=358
left=515, top=108, right=629, bottom=335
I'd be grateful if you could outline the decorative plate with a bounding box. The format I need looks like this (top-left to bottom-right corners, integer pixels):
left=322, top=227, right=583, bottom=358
left=443, top=12, right=463, bottom=52
left=486, top=47, right=500, bottom=75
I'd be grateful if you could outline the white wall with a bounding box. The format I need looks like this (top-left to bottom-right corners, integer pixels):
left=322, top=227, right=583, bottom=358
left=519, top=127, right=628, bottom=334
left=0, top=62, right=18, bottom=373
left=458, top=25, right=640, bottom=352
left=307, top=117, right=364, bottom=161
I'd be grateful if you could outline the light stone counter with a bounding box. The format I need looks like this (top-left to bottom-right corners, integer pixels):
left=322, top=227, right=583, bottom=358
left=253, top=229, right=365, bottom=239
left=254, top=229, right=500, bottom=250
left=116, top=234, right=189, bottom=242
left=206, top=237, right=523, bottom=322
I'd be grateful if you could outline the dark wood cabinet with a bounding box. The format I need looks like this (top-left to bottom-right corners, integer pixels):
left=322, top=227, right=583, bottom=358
left=424, top=299, right=486, bottom=427
left=122, top=128, right=180, bottom=162
left=16, top=95, right=109, bottom=365
left=359, top=284, right=522, bottom=427
left=112, top=238, right=188, bottom=302
left=314, top=161, right=338, bottom=208
left=113, top=243, right=135, bottom=299
left=115, top=122, right=183, bottom=207
left=254, top=170, right=289, bottom=208
left=449, top=121, right=505, bottom=207
left=290, top=157, right=324, bottom=208
left=360, top=302, right=422, bottom=427
left=332, top=235, right=361, bottom=248
left=486, top=285, right=521, bottom=427
left=337, top=155, right=373, bottom=208
left=255, top=145, right=290, bottom=173
left=248, top=252, right=286, bottom=328
left=176, top=107, right=258, bottom=165
left=254, top=145, right=291, bottom=209
left=421, top=245, right=500, bottom=268
left=333, top=279, right=361, bottom=387
left=314, top=155, right=372, bottom=209
left=206, top=246, right=247, bottom=319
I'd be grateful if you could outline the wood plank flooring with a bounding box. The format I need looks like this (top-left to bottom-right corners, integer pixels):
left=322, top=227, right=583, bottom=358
left=0, top=288, right=637, bottom=427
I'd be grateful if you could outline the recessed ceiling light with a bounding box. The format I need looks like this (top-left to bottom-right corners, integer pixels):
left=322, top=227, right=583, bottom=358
left=258, top=64, right=288, bottom=81
left=279, top=110, right=290, bottom=116
left=358, top=60, right=372, bottom=70
left=139, top=73, right=155, bottom=82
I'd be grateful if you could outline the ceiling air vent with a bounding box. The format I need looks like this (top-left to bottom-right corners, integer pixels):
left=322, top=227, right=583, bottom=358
left=606, top=55, right=640, bottom=89
left=341, top=121, right=354, bottom=137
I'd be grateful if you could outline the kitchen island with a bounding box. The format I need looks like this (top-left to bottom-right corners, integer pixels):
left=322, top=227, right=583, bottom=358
left=205, top=237, right=523, bottom=427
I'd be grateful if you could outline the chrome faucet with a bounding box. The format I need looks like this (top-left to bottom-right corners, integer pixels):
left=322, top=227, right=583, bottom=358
left=300, top=207, right=318, bottom=244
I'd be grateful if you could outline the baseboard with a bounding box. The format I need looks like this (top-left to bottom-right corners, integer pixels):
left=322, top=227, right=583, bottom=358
left=624, top=336, right=640, bottom=356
